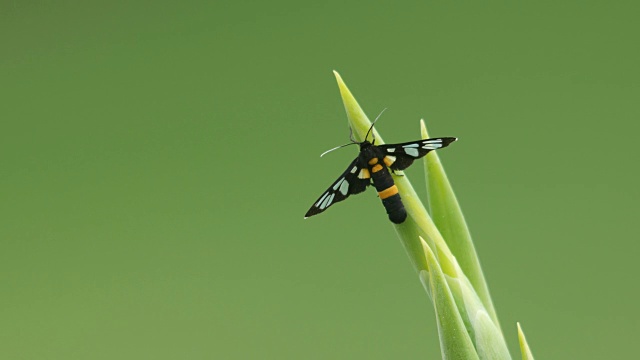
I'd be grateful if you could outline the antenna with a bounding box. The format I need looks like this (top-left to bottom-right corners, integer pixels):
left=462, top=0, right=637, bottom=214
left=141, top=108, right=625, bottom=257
left=320, top=126, right=357, bottom=157
left=320, top=142, right=356, bottom=157
left=320, top=108, right=387, bottom=157
left=364, top=108, right=387, bottom=143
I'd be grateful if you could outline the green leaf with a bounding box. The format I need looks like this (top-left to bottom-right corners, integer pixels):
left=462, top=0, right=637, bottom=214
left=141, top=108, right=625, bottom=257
left=333, top=70, right=453, bottom=275
left=421, top=120, right=501, bottom=329
left=420, top=238, right=480, bottom=360
left=333, top=71, right=518, bottom=360
left=473, top=311, right=512, bottom=360
left=426, top=227, right=512, bottom=360
left=517, top=323, right=535, bottom=360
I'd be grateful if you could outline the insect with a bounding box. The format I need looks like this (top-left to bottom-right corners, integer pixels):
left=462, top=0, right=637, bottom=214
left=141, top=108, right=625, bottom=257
left=304, top=115, right=457, bottom=224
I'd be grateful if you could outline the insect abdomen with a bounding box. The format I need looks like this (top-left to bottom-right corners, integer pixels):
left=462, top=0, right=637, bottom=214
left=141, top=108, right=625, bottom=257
left=369, top=159, right=407, bottom=224
left=381, top=193, right=406, bottom=224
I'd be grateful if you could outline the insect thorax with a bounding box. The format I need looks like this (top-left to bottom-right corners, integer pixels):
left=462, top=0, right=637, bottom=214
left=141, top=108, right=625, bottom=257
left=358, top=143, right=383, bottom=164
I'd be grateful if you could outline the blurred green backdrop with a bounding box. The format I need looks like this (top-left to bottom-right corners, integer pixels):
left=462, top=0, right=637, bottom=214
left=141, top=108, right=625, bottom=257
left=2, top=1, right=639, bottom=359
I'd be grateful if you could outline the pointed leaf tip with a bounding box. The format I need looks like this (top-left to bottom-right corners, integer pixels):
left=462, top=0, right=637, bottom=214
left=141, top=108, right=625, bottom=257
left=333, top=70, right=346, bottom=88
left=517, top=322, right=535, bottom=360
left=421, top=119, right=500, bottom=327
left=333, top=72, right=373, bottom=143
left=420, top=119, right=429, bottom=138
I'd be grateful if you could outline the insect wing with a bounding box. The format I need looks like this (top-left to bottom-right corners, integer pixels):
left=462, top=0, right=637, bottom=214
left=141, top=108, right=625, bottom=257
left=305, top=158, right=370, bottom=218
left=378, top=137, right=457, bottom=171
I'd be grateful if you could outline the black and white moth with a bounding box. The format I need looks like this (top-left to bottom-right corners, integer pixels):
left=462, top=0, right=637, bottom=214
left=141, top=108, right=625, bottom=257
left=304, top=122, right=457, bottom=224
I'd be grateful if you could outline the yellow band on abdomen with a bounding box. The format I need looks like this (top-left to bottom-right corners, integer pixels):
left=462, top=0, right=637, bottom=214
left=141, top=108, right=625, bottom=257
left=378, top=185, right=399, bottom=200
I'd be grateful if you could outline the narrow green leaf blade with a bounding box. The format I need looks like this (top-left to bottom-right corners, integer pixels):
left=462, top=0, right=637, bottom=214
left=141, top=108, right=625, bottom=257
left=473, top=311, right=512, bottom=360
left=517, top=323, right=535, bottom=360
left=421, top=120, right=500, bottom=328
left=334, top=72, right=513, bottom=360
left=428, top=228, right=512, bottom=360
left=334, top=71, right=448, bottom=273
left=420, top=238, right=479, bottom=360
left=333, top=70, right=378, bottom=143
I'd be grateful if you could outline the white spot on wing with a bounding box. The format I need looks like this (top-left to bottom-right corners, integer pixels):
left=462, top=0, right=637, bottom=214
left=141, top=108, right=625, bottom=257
left=423, top=139, right=443, bottom=143
left=339, top=180, right=349, bottom=195
left=403, top=144, right=419, bottom=148
left=333, top=178, right=344, bottom=191
left=319, top=193, right=332, bottom=209
left=316, top=192, right=329, bottom=207
left=422, top=144, right=441, bottom=149
left=350, top=166, right=358, bottom=173
left=326, top=193, right=335, bottom=207
left=405, top=148, right=419, bottom=157
left=387, top=148, right=395, bottom=152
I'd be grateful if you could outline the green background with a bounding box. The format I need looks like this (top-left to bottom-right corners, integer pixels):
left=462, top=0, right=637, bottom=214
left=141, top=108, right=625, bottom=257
left=2, top=1, right=639, bottom=359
